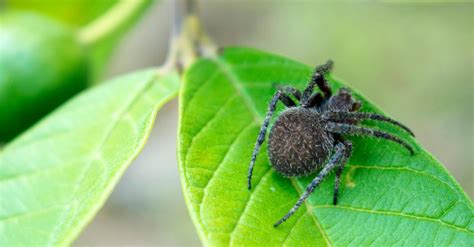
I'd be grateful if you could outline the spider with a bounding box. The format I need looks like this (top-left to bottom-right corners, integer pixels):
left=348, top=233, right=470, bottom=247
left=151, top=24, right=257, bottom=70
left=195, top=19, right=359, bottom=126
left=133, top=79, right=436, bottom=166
left=247, top=60, right=415, bottom=227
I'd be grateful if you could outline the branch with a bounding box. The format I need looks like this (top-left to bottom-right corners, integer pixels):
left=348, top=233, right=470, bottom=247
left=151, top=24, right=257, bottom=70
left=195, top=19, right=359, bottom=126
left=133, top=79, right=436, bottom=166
left=163, top=0, right=216, bottom=72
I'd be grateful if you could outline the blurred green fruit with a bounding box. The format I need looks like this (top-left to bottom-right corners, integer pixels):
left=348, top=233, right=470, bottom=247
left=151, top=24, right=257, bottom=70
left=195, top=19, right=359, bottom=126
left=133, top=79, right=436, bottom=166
left=6, top=0, right=116, bottom=27
left=0, top=11, right=89, bottom=142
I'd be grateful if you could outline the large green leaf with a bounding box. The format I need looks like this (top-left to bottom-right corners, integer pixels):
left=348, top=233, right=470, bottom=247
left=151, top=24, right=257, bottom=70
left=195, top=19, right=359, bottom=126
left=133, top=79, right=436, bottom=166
left=178, top=47, right=473, bottom=246
left=0, top=68, right=179, bottom=245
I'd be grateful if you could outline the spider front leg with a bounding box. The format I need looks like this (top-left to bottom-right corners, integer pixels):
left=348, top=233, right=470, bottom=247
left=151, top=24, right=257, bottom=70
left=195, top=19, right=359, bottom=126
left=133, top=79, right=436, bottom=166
left=274, top=84, right=302, bottom=102
left=247, top=91, right=297, bottom=190
left=274, top=142, right=350, bottom=227
left=301, top=60, right=334, bottom=106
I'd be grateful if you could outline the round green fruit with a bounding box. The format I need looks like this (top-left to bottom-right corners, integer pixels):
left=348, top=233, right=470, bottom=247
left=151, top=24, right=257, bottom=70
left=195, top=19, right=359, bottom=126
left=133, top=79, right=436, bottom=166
left=0, top=11, right=89, bottom=142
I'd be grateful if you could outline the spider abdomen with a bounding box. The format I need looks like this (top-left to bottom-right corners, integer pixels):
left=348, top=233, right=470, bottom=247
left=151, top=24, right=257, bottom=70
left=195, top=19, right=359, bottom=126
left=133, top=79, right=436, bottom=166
left=268, top=108, right=334, bottom=177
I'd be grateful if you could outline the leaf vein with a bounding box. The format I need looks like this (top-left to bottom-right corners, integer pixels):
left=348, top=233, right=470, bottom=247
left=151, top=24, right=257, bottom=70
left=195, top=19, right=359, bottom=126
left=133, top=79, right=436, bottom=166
left=198, top=121, right=254, bottom=217
left=228, top=167, right=273, bottom=246
left=350, top=164, right=461, bottom=199
left=214, top=58, right=262, bottom=122
left=290, top=178, right=332, bottom=246
left=316, top=205, right=473, bottom=234
left=46, top=76, right=157, bottom=245
left=184, top=95, right=238, bottom=189
left=281, top=211, right=307, bottom=245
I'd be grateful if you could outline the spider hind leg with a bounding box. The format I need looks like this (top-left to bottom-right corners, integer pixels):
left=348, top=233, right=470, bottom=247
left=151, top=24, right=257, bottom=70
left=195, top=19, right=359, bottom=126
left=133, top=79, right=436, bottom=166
left=322, top=111, right=415, bottom=136
left=333, top=140, right=352, bottom=205
left=274, top=141, right=351, bottom=227
left=324, top=122, right=415, bottom=155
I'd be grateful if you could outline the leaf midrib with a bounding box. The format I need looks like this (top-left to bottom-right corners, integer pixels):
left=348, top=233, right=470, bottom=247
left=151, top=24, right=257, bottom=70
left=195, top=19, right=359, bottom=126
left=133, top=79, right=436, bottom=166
left=213, top=58, right=263, bottom=122
left=317, top=204, right=473, bottom=235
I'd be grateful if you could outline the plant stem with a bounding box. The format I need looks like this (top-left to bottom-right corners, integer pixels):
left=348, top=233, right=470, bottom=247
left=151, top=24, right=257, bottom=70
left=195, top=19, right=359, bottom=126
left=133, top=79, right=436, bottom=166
left=78, top=0, right=153, bottom=47
left=163, top=0, right=216, bottom=72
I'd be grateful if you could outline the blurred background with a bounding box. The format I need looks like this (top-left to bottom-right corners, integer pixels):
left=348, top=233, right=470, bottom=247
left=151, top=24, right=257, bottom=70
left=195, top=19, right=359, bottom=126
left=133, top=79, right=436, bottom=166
left=2, top=0, right=473, bottom=246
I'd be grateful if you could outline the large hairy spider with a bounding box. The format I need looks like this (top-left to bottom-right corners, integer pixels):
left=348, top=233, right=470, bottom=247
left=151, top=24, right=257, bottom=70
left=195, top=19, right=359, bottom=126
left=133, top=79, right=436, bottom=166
left=247, top=60, right=415, bottom=227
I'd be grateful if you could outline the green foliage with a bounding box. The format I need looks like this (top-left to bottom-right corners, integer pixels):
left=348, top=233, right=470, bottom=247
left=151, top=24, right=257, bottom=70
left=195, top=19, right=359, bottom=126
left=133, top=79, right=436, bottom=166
left=6, top=0, right=115, bottom=27
left=0, top=69, right=179, bottom=245
left=178, top=47, right=474, bottom=246
left=6, top=0, right=155, bottom=81
left=0, top=11, right=88, bottom=142
left=0, top=0, right=154, bottom=141
left=77, top=0, right=155, bottom=81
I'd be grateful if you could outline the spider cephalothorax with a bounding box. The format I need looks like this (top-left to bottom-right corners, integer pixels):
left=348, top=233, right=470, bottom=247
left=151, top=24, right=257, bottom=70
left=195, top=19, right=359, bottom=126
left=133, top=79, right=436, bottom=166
left=247, top=60, right=415, bottom=227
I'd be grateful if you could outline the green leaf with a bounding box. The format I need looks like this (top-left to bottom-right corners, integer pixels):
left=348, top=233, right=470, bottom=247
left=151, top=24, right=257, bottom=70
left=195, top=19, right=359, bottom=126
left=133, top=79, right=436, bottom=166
left=77, top=0, right=155, bottom=81
left=5, top=0, right=115, bottom=27
left=178, top=47, right=474, bottom=246
left=7, top=0, right=156, bottom=81
left=0, top=68, right=179, bottom=245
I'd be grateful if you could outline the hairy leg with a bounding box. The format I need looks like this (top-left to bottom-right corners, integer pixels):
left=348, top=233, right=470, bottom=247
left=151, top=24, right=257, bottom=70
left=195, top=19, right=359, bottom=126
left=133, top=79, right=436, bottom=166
left=278, top=85, right=303, bottom=107
left=275, top=85, right=302, bottom=101
left=248, top=91, right=296, bottom=190
left=322, top=111, right=414, bottom=136
left=333, top=140, right=352, bottom=205
left=301, top=60, right=334, bottom=106
left=279, top=94, right=297, bottom=107
left=324, top=122, right=414, bottom=155
left=274, top=142, right=348, bottom=227
left=316, top=59, right=334, bottom=74
left=305, top=93, right=324, bottom=108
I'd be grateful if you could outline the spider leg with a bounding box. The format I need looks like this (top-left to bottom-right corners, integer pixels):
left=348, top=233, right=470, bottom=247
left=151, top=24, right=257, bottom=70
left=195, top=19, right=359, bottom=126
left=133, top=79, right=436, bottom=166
left=274, top=142, right=348, bottom=227
left=301, top=60, right=334, bottom=106
left=324, top=122, right=415, bottom=155
left=274, top=85, right=302, bottom=101
left=279, top=94, right=297, bottom=107
left=333, top=140, right=352, bottom=205
left=248, top=91, right=294, bottom=190
left=316, top=59, right=334, bottom=74
left=306, top=93, right=324, bottom=108
left=322, top=111, right=415, bottom=136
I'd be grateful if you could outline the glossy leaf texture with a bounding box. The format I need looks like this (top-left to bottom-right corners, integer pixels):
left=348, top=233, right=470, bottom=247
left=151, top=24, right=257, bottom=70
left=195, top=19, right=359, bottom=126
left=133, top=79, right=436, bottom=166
left=178, top=47, right=474, bottom=246
left=0, top=69, right=179, bottom=246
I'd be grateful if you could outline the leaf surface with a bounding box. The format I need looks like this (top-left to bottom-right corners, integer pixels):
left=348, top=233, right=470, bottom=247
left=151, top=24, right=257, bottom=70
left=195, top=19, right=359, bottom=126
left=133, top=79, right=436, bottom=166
left=178, top=47, right=474, bottom=246
left=0, top=69, right=179, bottom=246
